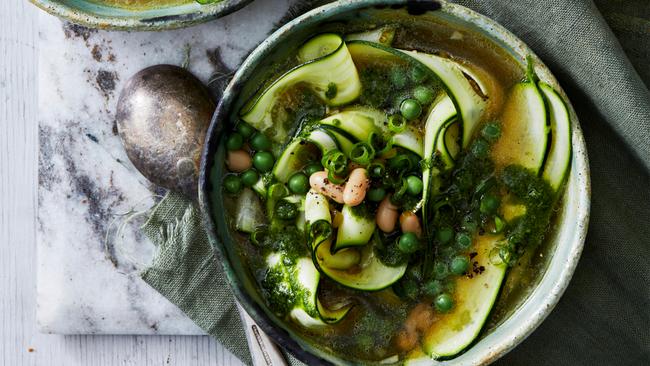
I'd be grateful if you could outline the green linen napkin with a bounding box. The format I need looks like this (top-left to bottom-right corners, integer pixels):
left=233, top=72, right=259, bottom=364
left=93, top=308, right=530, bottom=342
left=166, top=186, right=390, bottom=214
left=139, top=1, right=650, bottom=365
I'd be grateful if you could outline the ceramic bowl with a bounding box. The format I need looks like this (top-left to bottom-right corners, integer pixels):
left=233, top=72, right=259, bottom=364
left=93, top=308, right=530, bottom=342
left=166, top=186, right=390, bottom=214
left=199, top=1, right=591, bottom=364
left=29, top=0, right=252, bottom=31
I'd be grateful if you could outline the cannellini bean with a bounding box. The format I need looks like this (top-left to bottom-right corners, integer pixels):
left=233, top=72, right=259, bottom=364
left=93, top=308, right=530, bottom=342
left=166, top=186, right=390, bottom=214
left=376, top=195, right=399, bottom=233
left=226, top=149, right=252, bottom=172
left=343, top=168, right=370, bottom=206
left=309, top=171, right=345, bottom=204
left=394, top=328, right=418, bottom=352
left=400, top=211, right=423, bottom=237
left=405, top=303, right=435, bottom=333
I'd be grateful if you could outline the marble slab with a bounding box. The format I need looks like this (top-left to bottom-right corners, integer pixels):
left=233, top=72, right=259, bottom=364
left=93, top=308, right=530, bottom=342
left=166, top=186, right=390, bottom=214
left=36, top=0, right=319, bottom=335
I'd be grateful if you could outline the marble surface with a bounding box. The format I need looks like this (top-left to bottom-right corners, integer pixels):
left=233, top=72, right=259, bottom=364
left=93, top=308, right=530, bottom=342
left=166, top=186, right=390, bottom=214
left=36, top=0, right=318, bottom=335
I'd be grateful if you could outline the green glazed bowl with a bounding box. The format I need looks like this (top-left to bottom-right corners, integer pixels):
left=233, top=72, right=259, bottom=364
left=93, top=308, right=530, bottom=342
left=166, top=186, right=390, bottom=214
left=29, top=0, right=252, bottom=30
left=199, top=1, right=591, bottom=365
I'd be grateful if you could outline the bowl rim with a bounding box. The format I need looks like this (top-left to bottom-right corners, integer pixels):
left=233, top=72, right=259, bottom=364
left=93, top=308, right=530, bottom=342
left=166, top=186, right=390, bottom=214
left=29, top=0, right=252, bottom=31
left=198, top=1, right=591, bottom=365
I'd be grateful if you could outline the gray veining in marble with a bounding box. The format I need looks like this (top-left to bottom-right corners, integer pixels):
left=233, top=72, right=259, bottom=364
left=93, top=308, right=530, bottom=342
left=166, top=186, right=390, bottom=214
left=36, top=0, right=323, bottom=335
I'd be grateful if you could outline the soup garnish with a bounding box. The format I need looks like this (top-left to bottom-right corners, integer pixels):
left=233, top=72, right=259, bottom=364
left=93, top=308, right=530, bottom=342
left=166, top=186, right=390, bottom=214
left=216, top=29, right=571, bottom=363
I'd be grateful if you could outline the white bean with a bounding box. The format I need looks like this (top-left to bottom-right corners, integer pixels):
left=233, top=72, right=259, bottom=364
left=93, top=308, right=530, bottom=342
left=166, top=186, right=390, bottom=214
left=343, top=168, right=370, bottom=206
left=309, top=171, right=345, bottom=204
left=226, top=149, right=252, bottom=172
left=376, top=195, right=399, bottom=233
left=400, top=211, right=422, bottom=237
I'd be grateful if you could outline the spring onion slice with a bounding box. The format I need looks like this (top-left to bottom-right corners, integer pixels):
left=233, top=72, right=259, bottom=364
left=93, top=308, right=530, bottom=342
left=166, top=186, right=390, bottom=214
left=349, top=142, right=375, bottom=166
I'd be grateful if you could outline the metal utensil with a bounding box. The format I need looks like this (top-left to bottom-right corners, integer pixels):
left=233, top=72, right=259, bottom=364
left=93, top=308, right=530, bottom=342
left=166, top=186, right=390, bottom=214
left=115, top=64, right=287, bottom=366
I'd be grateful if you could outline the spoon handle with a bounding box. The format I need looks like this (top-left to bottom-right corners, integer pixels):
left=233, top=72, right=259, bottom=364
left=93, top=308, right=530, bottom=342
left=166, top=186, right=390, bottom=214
left=236, top=302, right=288, bottom=366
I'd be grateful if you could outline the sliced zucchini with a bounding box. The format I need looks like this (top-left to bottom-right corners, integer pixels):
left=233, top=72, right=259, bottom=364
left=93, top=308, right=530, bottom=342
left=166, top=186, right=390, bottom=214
left=305, top=191, right=405, bottom=291
left=441, top=120, right=461, bottom=162
left=315, top=235, right=407, bottom=292
left=539, top=83, right=572, bottom=191
left=251, top=177, right=267, bottom=197
left=333, top=204, right=376, bottom=252
left=421, top=73, right=549, bottom=357
left=316, top=241, right=361, bottom=270
left=422, top=234, right=507, bottom=358
left=346, top=25, right=397, bottom=46
left=400, top=50, right=487, bottom=148
left=234, top=188, right=265, bottom=233
left=316, top=298, right=352, bottom=324
left=322, top=127, right=355, bottom=156
left=305, top=189, right=331, bottom=225
left=490, top=81, right=548, bottom=172
left=319, top=107, right=384, bottom=142
left=306, top=191, right=361, bottom=270
left=391, top=126, right=424, bottom=157
left=298, top=33, right=344, bottom=63
left=421, top=95, right=458, bottom=226
left=266, top=254, right=324, bottom=329
left=266, top=182, right=289, bottom=220
left=240, top=34, right=362, bottom=142
left=287, top=257, right=326, bottom=328
left=305, top=128, right=339, bottom=155
left=289, top=256, right=353, bottom=328
left=272, top=139, right=308, bottom=183
left=457, top=63, right=488, bottom=98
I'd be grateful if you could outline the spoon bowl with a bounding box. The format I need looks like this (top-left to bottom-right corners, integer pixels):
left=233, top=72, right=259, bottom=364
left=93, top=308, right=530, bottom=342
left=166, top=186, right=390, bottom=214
left=115, top=64, right=214, bottom=199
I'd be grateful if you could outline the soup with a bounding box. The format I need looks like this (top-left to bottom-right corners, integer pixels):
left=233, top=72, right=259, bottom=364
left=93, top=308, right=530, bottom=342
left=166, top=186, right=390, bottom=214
left=214, top=22, right=571, bottom=364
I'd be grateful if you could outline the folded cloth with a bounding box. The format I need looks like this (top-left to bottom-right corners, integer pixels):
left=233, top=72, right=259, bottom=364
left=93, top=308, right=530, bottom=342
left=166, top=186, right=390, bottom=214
left=140, top=1, right=650, bottom=365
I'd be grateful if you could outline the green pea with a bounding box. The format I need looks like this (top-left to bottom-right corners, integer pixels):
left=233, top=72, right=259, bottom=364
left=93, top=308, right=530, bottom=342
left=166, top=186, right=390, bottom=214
left=250, top=133, right=272, bottom=151
left=436, top=226, right=454, bottom=244
left=240, top=169, right=259, bottom=187
left=434, top=293, right=454, bottom=312
left=236, top=122, right=255, bottom=139
left=455, top=232, right=472, bottom=250
left=275, top=200, right=298, bottom=220
left=410, top=66, right=428, bottom=83
left=406, top=175, right=424, bottom=196
left=398, top=232, right=419, bottom=254
left=253, top=151, right=274, bottom=172
left=422, top=280, right=444, bottom=296
left=450, top=256, right=470, bottom=275
left=226, top=133, right=244, bottom=151
left=400, top=98, right=423, bottom=121
left=223, top=175, right=242, bottom=194
left=304, top=163, right=322, bottom=177
left=288, top=172, right=309, bottom=194
left=367, top=187, right=386, bottom=202
left=413, top=85, right=435, bottom=105
left=390, top=67, right=408, bottom=89
left=432, top=261, right=448, bottom=280
left=481, top=122, right=501, bottom=142
left=480, top=193, right=500, bottom=214
left=471, top=138, right=489, bottom=157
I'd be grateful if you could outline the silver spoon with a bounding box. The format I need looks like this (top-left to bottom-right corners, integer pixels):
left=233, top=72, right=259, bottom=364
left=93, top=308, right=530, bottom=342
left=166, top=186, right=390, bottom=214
left=115, top=64, right=288, bottom=366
